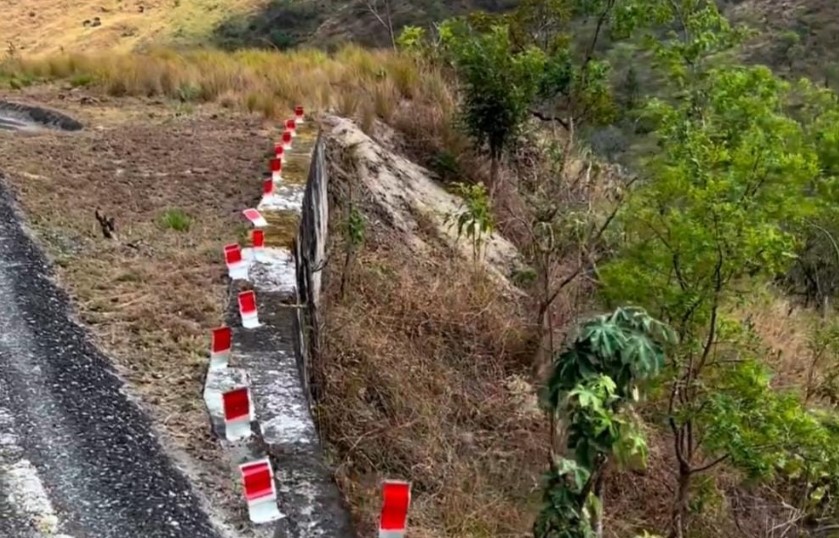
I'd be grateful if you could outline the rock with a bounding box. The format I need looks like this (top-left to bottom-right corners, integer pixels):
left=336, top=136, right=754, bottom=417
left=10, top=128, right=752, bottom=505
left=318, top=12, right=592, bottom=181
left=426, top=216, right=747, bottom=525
left=322, top=115, right=525, bottom=293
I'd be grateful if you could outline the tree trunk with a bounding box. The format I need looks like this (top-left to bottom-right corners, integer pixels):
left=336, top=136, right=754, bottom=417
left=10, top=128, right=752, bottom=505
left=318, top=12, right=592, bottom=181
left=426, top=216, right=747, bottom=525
left=594, top=469, right=606, bottom=538
left=489, top=154, right=499, bottom=198
left=384, top=0, right=395, bottom=50
left=668, top=464, right=692, bottom=538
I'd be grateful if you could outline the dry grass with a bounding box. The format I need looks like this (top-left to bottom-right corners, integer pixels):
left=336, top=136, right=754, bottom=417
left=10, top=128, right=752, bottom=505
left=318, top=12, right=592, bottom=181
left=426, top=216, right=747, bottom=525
left=1, top=46, right=467, bottom=177
left=0, top=89, right=274, bottom=520
left=316, top=176, right=544, bottom=537
left=2, top=46, right=453, bottom=122
left=0, top=0, right=265, bottom=55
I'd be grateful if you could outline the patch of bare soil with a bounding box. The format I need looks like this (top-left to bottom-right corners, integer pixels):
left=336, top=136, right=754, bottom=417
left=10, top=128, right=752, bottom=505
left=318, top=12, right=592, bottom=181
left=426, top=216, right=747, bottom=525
left=0, top=86, right=273, bottom=526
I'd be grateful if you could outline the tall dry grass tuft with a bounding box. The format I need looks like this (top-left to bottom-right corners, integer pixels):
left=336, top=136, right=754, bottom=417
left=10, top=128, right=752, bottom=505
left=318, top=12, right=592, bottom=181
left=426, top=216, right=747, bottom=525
left=0, top=47, right=452, bottom=123
left=2, top=47, right=470, bottom=177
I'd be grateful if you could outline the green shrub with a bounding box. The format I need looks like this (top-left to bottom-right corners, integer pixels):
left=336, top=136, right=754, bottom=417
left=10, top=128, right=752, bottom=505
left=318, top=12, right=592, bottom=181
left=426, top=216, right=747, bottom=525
left=159, top=208, right=192, bottom=232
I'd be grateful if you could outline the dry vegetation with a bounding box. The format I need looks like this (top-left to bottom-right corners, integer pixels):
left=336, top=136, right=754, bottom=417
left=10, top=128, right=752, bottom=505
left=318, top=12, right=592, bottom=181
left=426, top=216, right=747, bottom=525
left=0, top=87, right=275, bottom=522
left=317, top=167, right=544, bottom=537
left=1, top=47, right=458, bottom=154
left=3, top=10, right=837, bottom=534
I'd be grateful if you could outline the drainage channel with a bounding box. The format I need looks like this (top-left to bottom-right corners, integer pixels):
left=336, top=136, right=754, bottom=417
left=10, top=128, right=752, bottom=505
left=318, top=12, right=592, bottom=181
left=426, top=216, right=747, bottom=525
left=0, top=101, right=83, bottom=133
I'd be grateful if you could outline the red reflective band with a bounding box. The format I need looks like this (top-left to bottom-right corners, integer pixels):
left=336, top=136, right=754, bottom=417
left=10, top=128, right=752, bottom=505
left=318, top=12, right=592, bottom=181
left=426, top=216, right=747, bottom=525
left=211, top=326, right=231, bottom=354
left=242, top=208, right=262, bottom=223
left=282, top=131, right=292, bottom=143
left=224, top=244, right=242, bottom=264
left=222, top=387, right=249, bottom=421
left=241, top=463, right=274, bottom=501
left=380, top=481, right=411, bottom=530
left=270, top=158, right=281, bottom=172
left=285, top=118, right=296, bottom=130
left=263, top=179, right=274, bottom=196
left=238, top=290, right=257, bottom=314
left=252, top=230, right=265, bottom=248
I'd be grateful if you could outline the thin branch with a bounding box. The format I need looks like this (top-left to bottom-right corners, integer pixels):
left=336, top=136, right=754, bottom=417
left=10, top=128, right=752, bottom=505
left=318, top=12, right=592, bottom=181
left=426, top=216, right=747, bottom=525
left=582, top=0, right=616, bottom=68
left=529, top=108, right=570, bottom=130
left=691, top=453, right=729, bottom=474
left=364, top=0, right=396, bottom=49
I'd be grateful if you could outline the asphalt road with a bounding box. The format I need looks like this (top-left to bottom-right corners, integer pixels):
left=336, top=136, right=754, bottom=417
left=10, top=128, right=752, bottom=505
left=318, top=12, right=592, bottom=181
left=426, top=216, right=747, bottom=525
left=0, top=179, right=223, bottom=538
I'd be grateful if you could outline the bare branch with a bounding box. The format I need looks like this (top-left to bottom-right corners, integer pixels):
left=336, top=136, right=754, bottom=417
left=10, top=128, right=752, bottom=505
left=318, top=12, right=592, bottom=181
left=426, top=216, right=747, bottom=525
left=529, top=108, right=570, bottom=130
left=364, top=0, right=396, bottom=49
left=691, top=453, right=729, bottom=474
left=94, top=208, right=117, bottom=240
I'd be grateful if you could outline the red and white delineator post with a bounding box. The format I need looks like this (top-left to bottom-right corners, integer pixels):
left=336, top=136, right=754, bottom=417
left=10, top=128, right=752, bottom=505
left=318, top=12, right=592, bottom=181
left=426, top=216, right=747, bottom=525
left=379, top=480, right=411, bottom=538
left=210, top=326, right=232, bottom=370
left=269, top=157, right=282, bottom=182
left=280, top=130, right=292, bottom=151
left=239, top=458, right=282, bottom=524
left=251, top=229, right=265, bottom=263
left=285, top=118, right=297, bottom=138
left=222, top=386, right=253, bottom=442
left=263, top=178, right=275, bottom=197
left=224, top=243, right=249, bottom=280
left=294, top=105, right=305, bottom=123
left=242, top=208, right=268, bottom=228
left=238, top=290, right=260, bottom=329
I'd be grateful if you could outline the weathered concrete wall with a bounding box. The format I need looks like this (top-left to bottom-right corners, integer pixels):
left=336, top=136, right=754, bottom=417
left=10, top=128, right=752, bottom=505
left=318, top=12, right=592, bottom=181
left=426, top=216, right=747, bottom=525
left=294, top=131, right=327, bottom=404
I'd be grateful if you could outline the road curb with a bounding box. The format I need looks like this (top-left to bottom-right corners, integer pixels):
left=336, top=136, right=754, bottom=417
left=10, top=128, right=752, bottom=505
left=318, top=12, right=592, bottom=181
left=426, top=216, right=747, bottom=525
left=202, top=113, right=354, bottom=537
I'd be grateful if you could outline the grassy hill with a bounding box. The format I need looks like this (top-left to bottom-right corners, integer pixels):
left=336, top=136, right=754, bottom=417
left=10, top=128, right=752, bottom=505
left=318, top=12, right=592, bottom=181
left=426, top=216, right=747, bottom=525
left=726, top=0, right=839, bottom=85
left=5, top=0, right=838, bottom=83
left=0, top=0, right=262, bottom=55
left=0, top=0, right=518, bottom=55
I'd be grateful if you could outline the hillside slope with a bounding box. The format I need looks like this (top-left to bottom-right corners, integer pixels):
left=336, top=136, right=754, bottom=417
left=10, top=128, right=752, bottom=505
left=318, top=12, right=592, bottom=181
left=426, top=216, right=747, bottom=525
left=728, top=0, right=839, bottom=83
left=0, top=0, right=262, bottom=55
left=0, top=0, right=517, bottom=55
left=5, top=0, right=839, bottom=85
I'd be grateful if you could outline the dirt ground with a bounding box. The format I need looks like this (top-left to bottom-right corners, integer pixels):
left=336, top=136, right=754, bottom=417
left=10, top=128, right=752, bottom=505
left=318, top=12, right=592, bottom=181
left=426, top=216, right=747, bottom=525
left=0, top=86, right=275, bottom=526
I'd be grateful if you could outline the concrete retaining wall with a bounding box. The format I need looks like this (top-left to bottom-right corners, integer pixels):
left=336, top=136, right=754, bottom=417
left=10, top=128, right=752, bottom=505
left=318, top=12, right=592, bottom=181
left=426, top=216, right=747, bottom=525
left=294, top=131, right=328, bottom=405
left=202, top=119, right=353, bottom=537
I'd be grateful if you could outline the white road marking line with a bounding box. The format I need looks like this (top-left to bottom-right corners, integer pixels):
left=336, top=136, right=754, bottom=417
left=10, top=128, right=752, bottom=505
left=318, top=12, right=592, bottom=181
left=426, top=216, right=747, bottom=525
left=0, top=407, right=75, bottom=537
left=6, top=459, right=61, bottom=533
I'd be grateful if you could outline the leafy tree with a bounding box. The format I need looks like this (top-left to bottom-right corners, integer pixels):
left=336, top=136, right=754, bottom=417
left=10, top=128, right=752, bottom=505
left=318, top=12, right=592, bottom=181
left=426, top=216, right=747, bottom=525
left=700, top=352, right=839, bottom=533
left=439, top=20, right=545, bottom=191
left=598, top=3, right=831, bottom=535
left=395, top=25, right=426, bottom=53
left=781, top=80, right=839, bottom=314
left=535, top=307, right=675, bottom=537
left=504, top=0, right=647, bottom=131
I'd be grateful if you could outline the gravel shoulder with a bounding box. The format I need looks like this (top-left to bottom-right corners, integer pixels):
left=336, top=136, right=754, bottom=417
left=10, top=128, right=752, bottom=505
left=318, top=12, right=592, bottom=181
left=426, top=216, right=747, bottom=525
left=0, top=177, right=222, bottom=537
left=0, top=87, right=275, bottom=535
